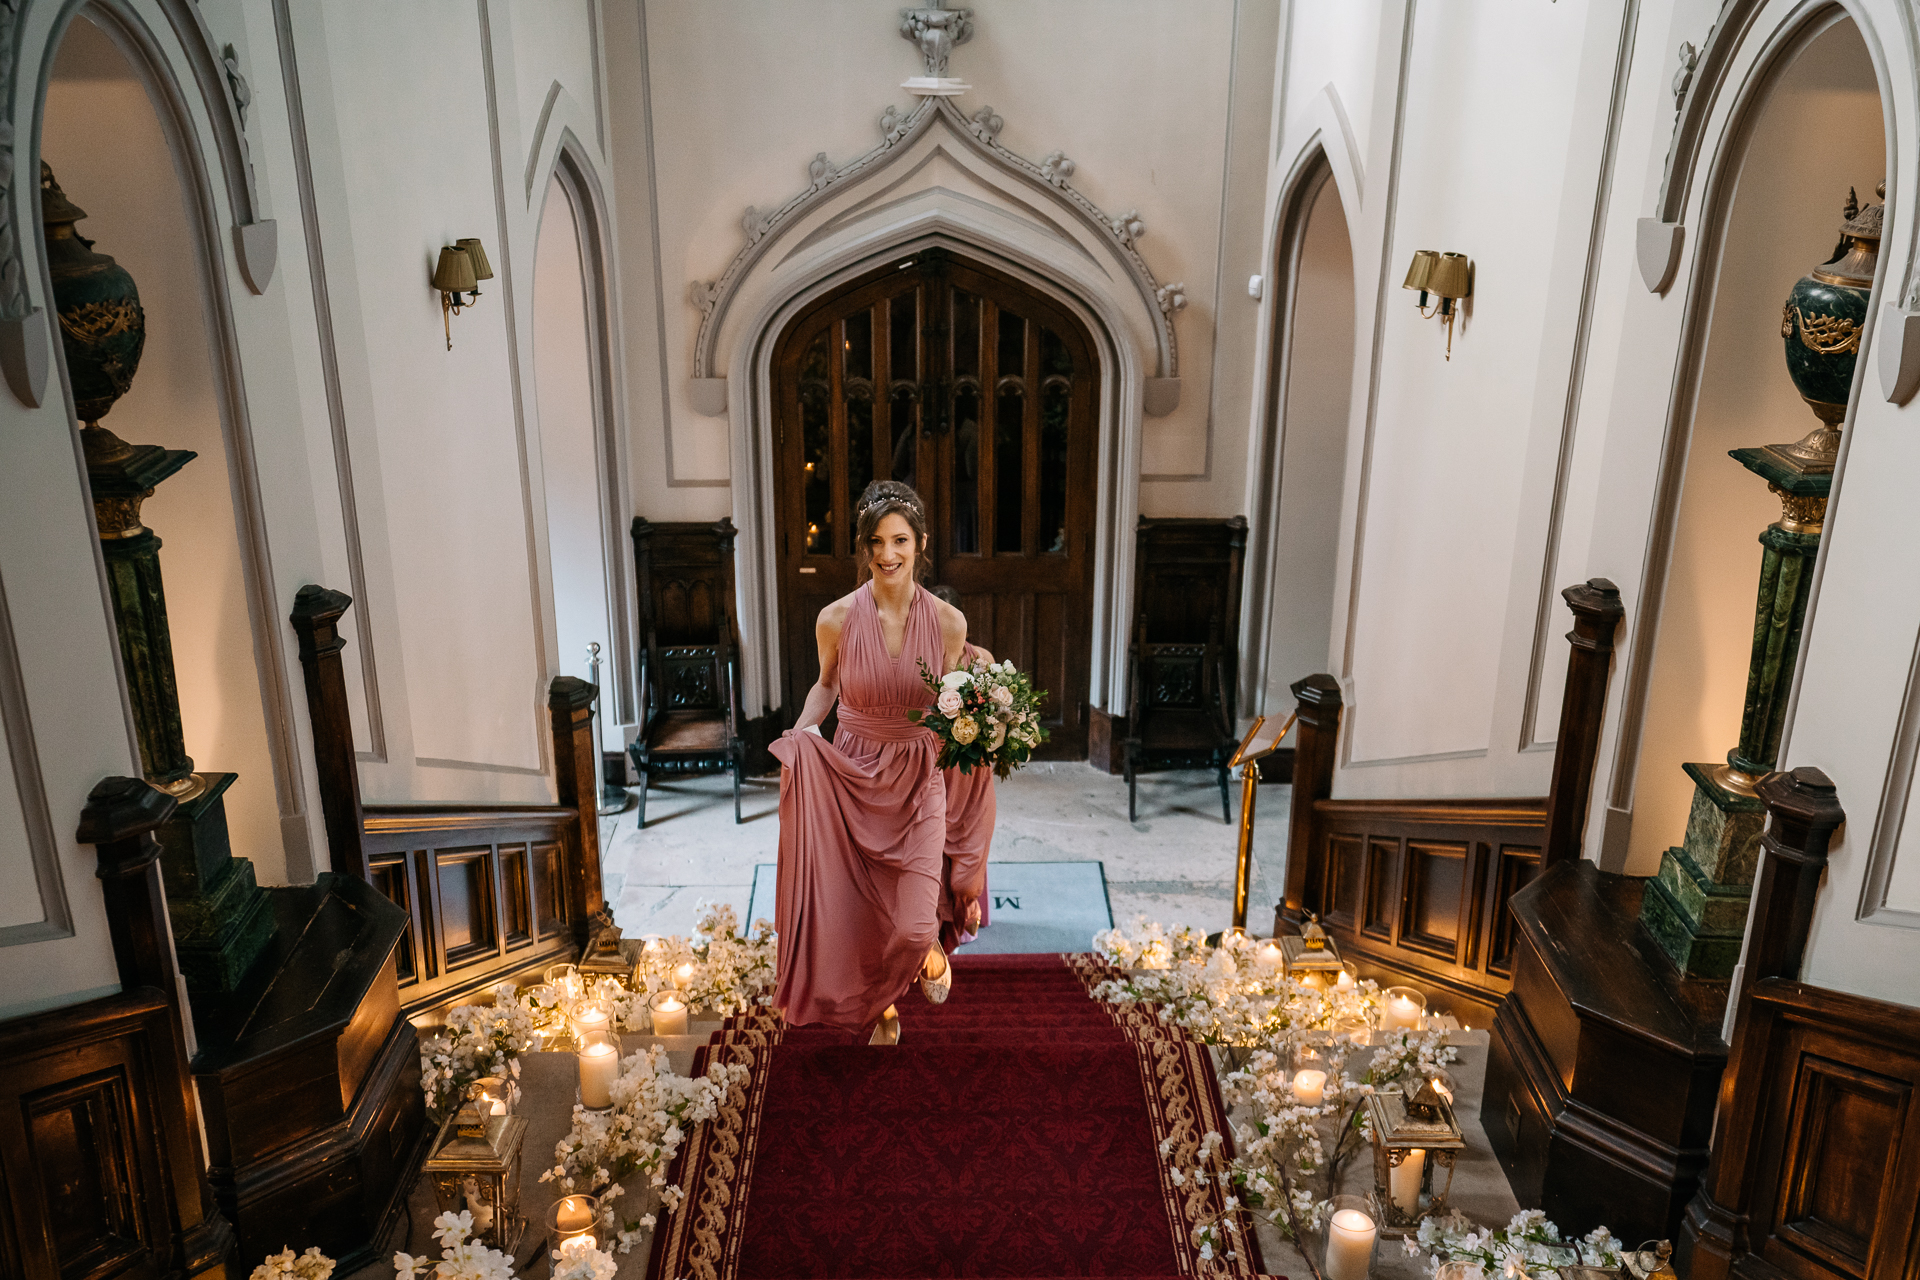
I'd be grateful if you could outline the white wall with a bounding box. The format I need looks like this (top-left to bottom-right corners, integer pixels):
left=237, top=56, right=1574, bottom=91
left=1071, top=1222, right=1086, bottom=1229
left=534, top=175, right=620, bottom=750
left=1260, top=171, right=1354, bottom=711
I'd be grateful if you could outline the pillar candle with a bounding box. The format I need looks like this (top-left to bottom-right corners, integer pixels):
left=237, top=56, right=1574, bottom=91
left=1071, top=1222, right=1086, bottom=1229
left=674, top=962, right=697, bottom=988
left=1292, top=1068, right=1327, bottom=1107
left=1324, top=1208, right=1377, bottom=1280
left=577, top=1041, right=619, bottom=1108
left=1389, top=1148, right=1426, bottom=1214
left=1256, top=941, right=1284, bottom=970
left=1335, top=968, right=1356, bottom=991
left=651, top=993, right=689, bottom=1036
left=554, top=1196, right=595, bottom=1235
left=572, top=1005, right=610, bottom=1039
left=1383, top=993, right=1423, bottom=1030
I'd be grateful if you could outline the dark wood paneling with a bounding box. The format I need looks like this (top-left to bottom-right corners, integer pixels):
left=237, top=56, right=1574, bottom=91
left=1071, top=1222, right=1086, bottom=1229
left=0, top=993, right=189, bottom=1280
left=1303, top=797, right=1547, bottom=1022
left=362, top=807, right=576, bottom=1016
left=1683, top=978, right=1920, bottom=1280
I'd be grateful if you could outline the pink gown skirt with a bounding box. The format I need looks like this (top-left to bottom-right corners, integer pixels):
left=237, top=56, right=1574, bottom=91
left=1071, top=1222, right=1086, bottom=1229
left=769, top=706, right=945, bottom=1033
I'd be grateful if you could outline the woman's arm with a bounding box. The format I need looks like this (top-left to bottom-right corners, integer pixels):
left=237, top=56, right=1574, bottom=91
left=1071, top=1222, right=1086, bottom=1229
left=793, top=600, right=848, bottom=731
left=935, top=600, right=969, bottom=674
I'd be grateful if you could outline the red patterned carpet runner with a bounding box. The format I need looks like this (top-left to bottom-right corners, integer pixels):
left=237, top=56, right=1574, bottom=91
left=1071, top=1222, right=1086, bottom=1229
left=650, top=954, right=1271, bottom=1280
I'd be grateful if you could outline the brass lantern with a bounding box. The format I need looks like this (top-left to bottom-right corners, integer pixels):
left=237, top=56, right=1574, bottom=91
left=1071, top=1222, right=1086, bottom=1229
left=423, top=1092, right=528, bottom=1254
left=578, top=912, right=640, bottom=988
left=1280, top=913, right=1344, bottom=982
left=1363, top=1074, right=1466, bottom=1236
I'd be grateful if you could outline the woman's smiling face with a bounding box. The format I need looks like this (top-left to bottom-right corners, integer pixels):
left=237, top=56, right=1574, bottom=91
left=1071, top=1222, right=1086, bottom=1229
left=866, top=511, right=920, bottom=583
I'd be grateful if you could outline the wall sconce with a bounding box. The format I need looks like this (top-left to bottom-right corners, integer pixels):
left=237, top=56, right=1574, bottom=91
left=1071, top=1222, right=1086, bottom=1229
left=1402, top=250, right=1472, bottom=360
left=431, top=237, right=494, bottom=350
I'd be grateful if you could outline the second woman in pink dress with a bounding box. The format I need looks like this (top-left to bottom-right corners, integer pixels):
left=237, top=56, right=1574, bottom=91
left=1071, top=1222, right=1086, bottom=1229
left=768, top=481, right=969, bottom=1044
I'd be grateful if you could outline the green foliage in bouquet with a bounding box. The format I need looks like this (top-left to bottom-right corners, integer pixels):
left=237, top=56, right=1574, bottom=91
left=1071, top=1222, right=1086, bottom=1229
left=909, top=656, right=1049, bottom=778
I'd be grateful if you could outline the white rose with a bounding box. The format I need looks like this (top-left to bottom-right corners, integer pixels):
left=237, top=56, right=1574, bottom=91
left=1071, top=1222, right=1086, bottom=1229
left=940, top=669, right=972, bottom=689
left=936, top=688, right=964, bottom=715
left=990, top=685, right=1014, bottom=707
left=988, top=721, right=1007, bottom=750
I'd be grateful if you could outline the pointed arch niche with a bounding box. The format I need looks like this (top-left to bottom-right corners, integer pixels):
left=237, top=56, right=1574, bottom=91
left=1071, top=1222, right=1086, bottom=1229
left=689, top=97, right=1184, bottom=717
left=39, top=6, right=307, bottom=883
left=1244, top=145, right=1357, bottom=719
left=1615, top=10, right=1888, bottom=874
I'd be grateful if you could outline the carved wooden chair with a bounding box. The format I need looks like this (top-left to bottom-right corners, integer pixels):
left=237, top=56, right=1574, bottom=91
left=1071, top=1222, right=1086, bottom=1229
left=629, top=519, right=747, bottom=826
left=1123, top=638, right=1237, bottom=823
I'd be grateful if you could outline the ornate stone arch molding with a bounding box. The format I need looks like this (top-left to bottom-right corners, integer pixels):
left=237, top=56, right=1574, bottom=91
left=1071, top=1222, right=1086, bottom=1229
left=0, top=0, right=276, bottom=406
left=687, top=94, right=1186, bottom=418
left=1637, top=0, right=1913, bottom=315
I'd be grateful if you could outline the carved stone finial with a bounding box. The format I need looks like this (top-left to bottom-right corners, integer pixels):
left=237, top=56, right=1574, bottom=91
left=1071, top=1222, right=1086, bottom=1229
left=1156, top=282, right=1188, bottom=313
left=900, top=2, right=974, bottom=78
left=1672, top=42, right=1698, bottom=112
left=807, top=152, right=838, bottom=191
left=222, top=44, right=252, bottom=130
left=1039, top=151, right=1075, bottom=185
left=967, top=104, right=1004, bottom=143
left=1111, top=209, right=1146, bottom=244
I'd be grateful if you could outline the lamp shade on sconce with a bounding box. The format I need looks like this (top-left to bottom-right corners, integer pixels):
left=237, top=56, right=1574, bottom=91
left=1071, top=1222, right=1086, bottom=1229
left=1427, top=252, right=1472, bottom=301
left=1402, top=250, right=1438, bottom=293
left=455, top=237, right=494, bottom=282
left=431, top=245, right=477, bottom=294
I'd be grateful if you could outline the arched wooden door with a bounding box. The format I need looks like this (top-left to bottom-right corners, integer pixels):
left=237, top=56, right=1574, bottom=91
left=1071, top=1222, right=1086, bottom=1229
left=773, top=250, right=1097, bottom=757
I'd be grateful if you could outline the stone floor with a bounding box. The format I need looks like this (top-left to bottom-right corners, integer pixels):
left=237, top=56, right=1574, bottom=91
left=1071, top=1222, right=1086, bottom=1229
left=603, top=762, right=1290, bottom=945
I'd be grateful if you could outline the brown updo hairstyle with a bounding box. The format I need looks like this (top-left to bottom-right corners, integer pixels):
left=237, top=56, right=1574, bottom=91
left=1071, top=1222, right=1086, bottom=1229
left=853, top=480, right=929, bottom=583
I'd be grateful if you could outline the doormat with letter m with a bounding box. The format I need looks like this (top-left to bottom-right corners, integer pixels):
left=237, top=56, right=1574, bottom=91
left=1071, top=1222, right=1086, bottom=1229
left=745, top=860, right=1114, bottom=954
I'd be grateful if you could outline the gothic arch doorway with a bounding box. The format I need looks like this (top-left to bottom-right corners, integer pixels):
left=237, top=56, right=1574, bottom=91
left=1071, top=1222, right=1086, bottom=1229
left=771, top=250, right=1099, bottom=756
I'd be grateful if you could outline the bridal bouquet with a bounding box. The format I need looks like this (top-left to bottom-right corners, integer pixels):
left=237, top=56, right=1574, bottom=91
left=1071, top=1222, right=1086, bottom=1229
left=911, top=656, right=1049, bottom=777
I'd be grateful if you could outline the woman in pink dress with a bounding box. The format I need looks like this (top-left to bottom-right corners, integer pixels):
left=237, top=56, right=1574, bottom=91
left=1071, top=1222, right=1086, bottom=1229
left=769, top=481, right=969, bottom=1044
left=930, top=585, right=994, bottom=954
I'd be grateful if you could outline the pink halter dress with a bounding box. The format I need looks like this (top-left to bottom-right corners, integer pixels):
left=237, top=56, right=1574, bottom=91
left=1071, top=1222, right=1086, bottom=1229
left=939, top=642, right=996, bottom=951
left=768, top=583, right=947, bottom=1033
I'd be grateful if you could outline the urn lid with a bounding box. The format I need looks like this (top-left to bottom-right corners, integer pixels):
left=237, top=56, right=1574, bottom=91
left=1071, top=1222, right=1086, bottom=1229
left=40, top=161, right=87, bottom=226
left=1812, top=183, right=1883, bottom=289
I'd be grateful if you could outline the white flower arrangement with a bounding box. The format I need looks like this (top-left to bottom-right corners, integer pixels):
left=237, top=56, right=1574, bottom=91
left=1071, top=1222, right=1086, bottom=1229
left=419, top=996, right=541, bottom=1119
left=549, top=1236, right=617, bottom=1280
left=1406, top=1209, right=1626, bottom=1278
left=394, top=1210, right=517, bottom=1280
left=589, top=902, right=777, bottom=1031
left=540, top=1044, right=749, bottom=1253
left=1092, top=915, right=1211, bottom=971
left=251, top=1246, right=336, bottom=1280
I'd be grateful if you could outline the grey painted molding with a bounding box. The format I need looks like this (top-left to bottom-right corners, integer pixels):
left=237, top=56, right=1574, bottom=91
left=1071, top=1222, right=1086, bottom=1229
left=1142, top=377, right=1180, bottom=416
left=0, top=308, right=48, bottom=405
left=685, top=96, right=1185, bottom=394
left=0, top=556, right=72, bottom=948
left=524, top=79, right=563, bottom=199
left=1636, top=218, right=1684, bottom=294
left=1878, top=302, right=1920, bottom=403
left=689, top=376, right=726, bottom=416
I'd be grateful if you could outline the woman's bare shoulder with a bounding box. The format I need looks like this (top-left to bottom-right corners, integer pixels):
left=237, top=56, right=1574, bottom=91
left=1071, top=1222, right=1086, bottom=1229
left=931, top=595, right=969, bottom=647
left=815, top=591, right=859, bottom=633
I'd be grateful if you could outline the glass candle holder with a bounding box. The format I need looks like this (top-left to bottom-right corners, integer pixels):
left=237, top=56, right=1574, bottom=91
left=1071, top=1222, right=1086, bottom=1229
left=547, top=1192, right=600, bottom=1250
left=1435, top=1261, right=1485, bottom=1280
left=1321, top=1195, right=1378, bottom=1280
left=649, top=989, right=690, bottom=1036
left=544, top=962, right=583, bottom=1004
left=1379, top=985, right=1427, bottom=1032
left=671, top=960, right=698, bottom=993
left=469, top=1076, right=512, bottom=1117
left=1334, top=961, right=1358, bottom=992
left=570, top=999, right=612, bottom=1041
left=1254, top=938, right=1286, bottom=971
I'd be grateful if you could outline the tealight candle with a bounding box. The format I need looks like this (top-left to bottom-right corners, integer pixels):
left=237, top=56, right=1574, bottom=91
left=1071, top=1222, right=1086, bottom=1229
left=1255, top=941, right=1284, bottom=970
left=1335, top=966, right=1356, bottom=991
left=1381, top=985, right=1426, bottom=1031
left=673, top=961, right=697, bottom=987
left=572, top=1004, right=611, bottom=1039
left=1292, top=1068, right=1327, bottom=1107
left=1299, top=970, right=1327, bottom=991
left=650, top=990, right=689, bottom=1036
left=577, top=1039, right=618, bottom=1109
left=642, top=935, right=665, bottom=954
left=1390, top=1147, right=1426, bottom=1213
left=1324, top=1206, right=1377, bottom=1280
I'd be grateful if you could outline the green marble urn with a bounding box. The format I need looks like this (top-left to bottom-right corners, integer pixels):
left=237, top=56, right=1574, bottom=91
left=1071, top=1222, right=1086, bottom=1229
left=41, top=161, right=146, bottom=425
left=1772, top=185, right=1881, bottom=473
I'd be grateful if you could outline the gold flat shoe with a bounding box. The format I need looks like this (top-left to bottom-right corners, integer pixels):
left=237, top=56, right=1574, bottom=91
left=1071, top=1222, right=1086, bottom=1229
left=868, top=1005, right=901, bottom=1045
left=920, top=947, right=953, bottom=1005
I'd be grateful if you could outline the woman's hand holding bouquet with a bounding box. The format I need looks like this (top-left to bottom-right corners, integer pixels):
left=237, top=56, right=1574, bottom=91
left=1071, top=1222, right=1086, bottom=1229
left=910, top=656, right=1049, bottom=778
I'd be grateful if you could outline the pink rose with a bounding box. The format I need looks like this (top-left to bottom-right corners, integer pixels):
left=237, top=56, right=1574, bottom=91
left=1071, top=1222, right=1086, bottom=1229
left=937, top=689, right=964, bottom=715
left=990, top=685, right=1014, bottom=707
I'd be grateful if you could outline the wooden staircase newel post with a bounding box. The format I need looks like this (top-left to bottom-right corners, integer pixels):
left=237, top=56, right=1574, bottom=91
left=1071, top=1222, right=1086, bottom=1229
left=1542, top=578, right=1625, bottom=868
left=81, top=775, right=237, bottom=1279
left=289, top=584, right=367, bottom=880
left=549, top=675, right=605, bottom=946
left=1679, top=767, right=1844, bottom=1280
left=1278, top=673, right=1342, bottom=934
